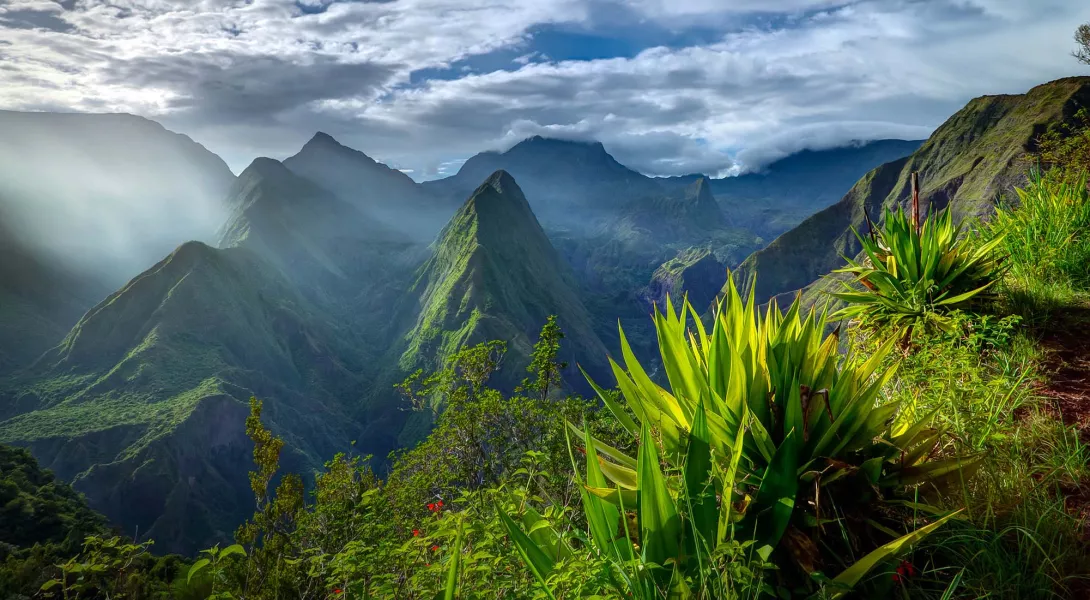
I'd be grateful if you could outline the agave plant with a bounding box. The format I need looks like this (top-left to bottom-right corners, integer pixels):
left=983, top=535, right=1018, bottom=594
left=832, top=206, right=1006, bottom=333
left=499, top=277, right=975, bottom=598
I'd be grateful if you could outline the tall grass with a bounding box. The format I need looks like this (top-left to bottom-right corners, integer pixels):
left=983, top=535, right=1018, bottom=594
left=844, top=308, right=1090, bottom=598
left=987, top=170, right=1090, bottom=320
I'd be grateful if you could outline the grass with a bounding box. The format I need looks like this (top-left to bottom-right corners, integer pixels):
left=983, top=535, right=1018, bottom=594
left=837, top=170, right=1090, bottom=598
left=739, top=77, right=1090, bottom=305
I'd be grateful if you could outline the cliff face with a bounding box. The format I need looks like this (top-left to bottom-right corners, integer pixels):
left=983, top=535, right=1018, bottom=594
left=735, top=77, right=1090, bottom=303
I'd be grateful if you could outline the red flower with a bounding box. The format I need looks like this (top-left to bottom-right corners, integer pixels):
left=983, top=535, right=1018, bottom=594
left=427, top=503, right=436, bottom=511
left=333, top=588, right=343, bottom=595
left=437, top=500, right=444, bottom=508
left=892, top=560, right=917, bottom=583
left=431, top=545, right=440, bottom=552
left=412, top=529, right=421, bottom=537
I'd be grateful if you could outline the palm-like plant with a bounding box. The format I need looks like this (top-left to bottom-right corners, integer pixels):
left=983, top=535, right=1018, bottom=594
left=832, top=206, right=1006, bottom=333
left=500, top=277, right=975, bottom=598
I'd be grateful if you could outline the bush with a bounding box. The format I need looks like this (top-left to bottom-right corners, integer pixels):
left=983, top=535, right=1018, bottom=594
left=503, top=277, right=975, bottom=598
left=833, top=205, right=1005, bottom=335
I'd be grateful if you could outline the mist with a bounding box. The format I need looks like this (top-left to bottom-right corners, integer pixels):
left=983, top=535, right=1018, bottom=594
left=0, top=111, right=235, bottom=289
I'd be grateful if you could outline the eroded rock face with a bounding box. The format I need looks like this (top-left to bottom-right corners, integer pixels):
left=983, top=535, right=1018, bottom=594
left=642, top=248, right=726, bottom=312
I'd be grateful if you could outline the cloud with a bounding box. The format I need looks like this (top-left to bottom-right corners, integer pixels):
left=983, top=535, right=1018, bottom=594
left=101, top=52, right=397, bottom=124
left=0, top=0, right=1088, bottom=177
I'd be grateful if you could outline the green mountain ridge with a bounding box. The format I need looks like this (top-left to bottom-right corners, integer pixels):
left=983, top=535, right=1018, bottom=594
left=0, top=119, right=941, bottom=558
left=397, top=170, right=610, bottom=394
left=0, top=241, right=364, bottom=553
left=736, top=77, right=1090, bottom=304
left=283, top=133, right=453, bottom=241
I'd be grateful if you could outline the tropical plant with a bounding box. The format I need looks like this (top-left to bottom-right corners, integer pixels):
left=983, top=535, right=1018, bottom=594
left=501, top=278, right=975, bottom=598
left=832, top=205, right=1005, bottom=334
left=987, top=169, right=1090, bottom=291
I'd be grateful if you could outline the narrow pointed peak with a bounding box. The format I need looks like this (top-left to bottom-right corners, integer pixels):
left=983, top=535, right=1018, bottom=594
left=481, top=169, right=519, bottom=193
left=304, top=131, right=344, bottom=149
left=685, top=176, right=714, bottom=202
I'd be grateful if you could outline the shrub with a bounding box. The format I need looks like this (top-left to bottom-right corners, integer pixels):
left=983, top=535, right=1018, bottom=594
left=502, top=277, right=975, bottom=598
left=832, top=206, right=1005, bottom=335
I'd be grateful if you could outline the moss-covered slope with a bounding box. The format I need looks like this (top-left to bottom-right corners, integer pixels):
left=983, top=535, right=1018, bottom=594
left=736, top=77, right=1090, bottom=303
left=398, top=171, right=610, bottom=392
left=0, top=242, right=364, bottom=554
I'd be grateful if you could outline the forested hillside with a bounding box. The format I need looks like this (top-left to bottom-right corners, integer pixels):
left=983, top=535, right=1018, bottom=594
left=3, top=70, right=1090, bottom=599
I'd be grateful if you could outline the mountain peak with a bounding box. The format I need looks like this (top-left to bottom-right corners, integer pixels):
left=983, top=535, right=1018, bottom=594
left=301, top=131, right=352, bottom=153
left=460, top=170, right=537, bottom=229
left=310, top=131, right=339, bottom=144
left=480, top=169, right=519, bottom=194
left=509, top=135, right=607, bottom=154
left=240, top=156, right=291, bottom=179
left=686, top=176, right=711, bottom=198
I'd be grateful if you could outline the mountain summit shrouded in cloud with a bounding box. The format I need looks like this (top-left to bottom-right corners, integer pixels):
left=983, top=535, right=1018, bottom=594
left=1, top=0, right=1087, bottom=177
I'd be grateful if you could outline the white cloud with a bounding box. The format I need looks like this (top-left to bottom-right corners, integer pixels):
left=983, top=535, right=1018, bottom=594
left=0, top=0, right=1088, bottom=176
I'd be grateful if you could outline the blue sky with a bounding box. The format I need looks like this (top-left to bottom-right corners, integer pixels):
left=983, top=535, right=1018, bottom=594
left=1, top=0, right=1089, bottom=179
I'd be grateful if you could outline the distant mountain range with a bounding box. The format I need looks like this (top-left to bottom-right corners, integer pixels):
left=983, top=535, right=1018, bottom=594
left=0, top=96, right=981, bottom=553
left=737, top=77, right=1090, bottom=306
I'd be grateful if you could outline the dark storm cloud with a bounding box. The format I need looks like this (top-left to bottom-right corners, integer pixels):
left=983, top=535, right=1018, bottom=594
left=101, top=53, right=398, bottom=124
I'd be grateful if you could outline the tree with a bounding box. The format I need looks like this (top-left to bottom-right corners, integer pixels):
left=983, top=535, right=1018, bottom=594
left=1076, top=22, right=1090, bottom=65
left=519, top=315, right=568, bottom=402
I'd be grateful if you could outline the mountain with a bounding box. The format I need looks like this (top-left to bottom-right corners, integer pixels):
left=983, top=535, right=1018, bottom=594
left=283, top=133, right=453, bottom=241
left=220, top=157, right=416, bottom=284
left=626, top=175, right=727, bottom=230
left=0, top=111, right=235, bottom=286
left=658, top=139, right=924, bottom=239
left=424, top=136, right=660, bottom=229
left=397, top=170, right=609, bottom=400
left=0, top=443, right=107, bottom=555
left=642, top=248, right=726, bottom=312
left=0, top=242, right=366, bottom=554
left=0, top=169, right=618, bottom=553
left=0, top=214, right=106, bottom=374
left=735, top=77, right=1090, bottom=304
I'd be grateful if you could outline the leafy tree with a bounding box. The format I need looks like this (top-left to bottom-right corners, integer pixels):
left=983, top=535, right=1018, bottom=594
left=519, top=314, right=568, bottom=402
left=234, top=397, right=305, bottom=598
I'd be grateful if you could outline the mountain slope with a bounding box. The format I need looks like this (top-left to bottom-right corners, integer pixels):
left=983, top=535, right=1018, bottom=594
left=0, top=443, right=107, bottom=554
left=736, top=77, right=1090, bottom=303
left=0, top=111, right=235, bottom=285
left=424, top=136, right=661, bottom=228
left=0, top=214, right=105, bottom=374
left=642, top=248, right=726, bottom=312
left=283, top=133, right=453, bottom=241
left=0, top=242, right=365, bottom=554
left=658, top=139, right=923, bottom=238
left=398, top=171, right=609, bottom=393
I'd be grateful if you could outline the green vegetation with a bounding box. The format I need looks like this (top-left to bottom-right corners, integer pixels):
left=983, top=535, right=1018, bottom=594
left=398, top=170, right=609, bottom=395
left=5, top=160, right=1090, bottom=598
left=500, top=278, right=977, bottom=597
left=5, top=77, right=1090, bottom=599
left=737, top=77, right=1090, bottom=304
left=833, top=205, right=1006, bottom=334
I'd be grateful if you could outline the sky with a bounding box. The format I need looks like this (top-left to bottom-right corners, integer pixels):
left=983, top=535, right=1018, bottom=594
left=1, top=0, right=1089, bottom=180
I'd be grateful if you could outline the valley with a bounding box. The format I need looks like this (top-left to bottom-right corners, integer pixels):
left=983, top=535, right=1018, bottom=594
left=0, top=108, right=922, bottom=555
